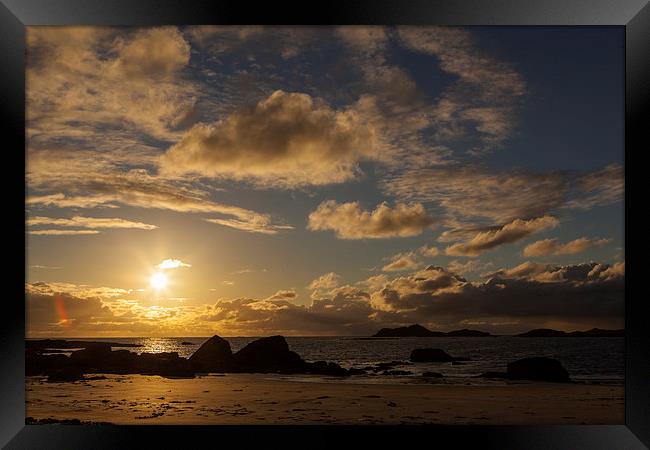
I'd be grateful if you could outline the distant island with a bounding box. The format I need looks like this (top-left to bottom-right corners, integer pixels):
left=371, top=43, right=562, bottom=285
left=372, top=324, right=492, bottom=337
left=515, top=328, right=624, bottom=337
left=372, top=324, right=624, bottom=338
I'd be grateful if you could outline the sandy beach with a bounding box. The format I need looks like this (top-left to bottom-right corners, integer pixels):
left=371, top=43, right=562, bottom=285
left=26, top=374, right=623, bottom=425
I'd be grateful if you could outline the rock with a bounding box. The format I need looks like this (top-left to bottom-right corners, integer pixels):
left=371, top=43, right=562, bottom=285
left=372, top=325, right=492, bottom=337
left=137, top=352, right=195, bottom=377
left=188, top=335, right=234, bottom=372
left=477, top=371, right=508, bottom=379
left=422, top=371, right=443, bottom=378
left=382, top=370, right=412, bottom=376
left=506, top=357, right=570, bottom=382
left=26, top=352, right=70, bottom=376
left=69, top=343, right=112, bottom=369
left=347, top=368, right=367, bottom=375
left=516, top=328, right=624, bottom=337
left=516, top=328, right=568, bottom=337
left=232, top=336, right=306, bottom=373
left=373, top=324, right=445, bottom=337
left=47, top=367, right=85, bottom=382
left=409, top=348, right=455, bottom=363
left=181, top=341, right=193, bottom=345
left=567, top=328, right=624, bottom=337
left=307, top=361, right=349, bottom=376
left=445, top=329, right=492, bottom=337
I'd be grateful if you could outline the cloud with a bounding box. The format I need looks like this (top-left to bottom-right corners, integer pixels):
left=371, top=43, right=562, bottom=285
left=26, top=282, right=205, bottom=337
left=205, top=218, right=294, bottom=235
left=110, top=28, right=190, bottom=79
left=27, top=216, right=157, bottom=230
left=382, top=252, right=421, bottom=272
left=308, top=272, right=342, bottom=291
left=27, top=27, right=196, bottom=145
left=445, top=216, right=559, bottom=257
left=588, top=261, right=625, bottom=281
left=308, top=200, right=435, bottom=239
left=383, top=165, right=570, bottom=224
left=26, top=158, right=290, bottom=235
left=200, top=287, right=378, bottom=336
left=160, top=90, right=379, bottom=188
left=397, top=26, right=526, bottom=151
left=336, top=26, right=388, bottom=55
left=523, top=237, right=611, bottom=257
left=565, top=163, right=624, bottom=210
left=370, top=263, right=624, bottom=330
left=26, top=259, right=624, bottom=337
left=447, top=259, right=493, bottom=275
left=28, top=229, right=100, bottom=236
left=418, top=245, right=439, bottom=257
left=157, top=259, right=192, bottom=270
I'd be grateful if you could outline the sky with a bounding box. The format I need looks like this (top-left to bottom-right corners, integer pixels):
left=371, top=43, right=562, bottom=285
left=25, top=26, right=625, bottom=337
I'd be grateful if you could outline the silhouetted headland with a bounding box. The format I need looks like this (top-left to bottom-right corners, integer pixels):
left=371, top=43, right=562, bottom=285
left=372, top=324, right=492, bottom=337
left=515, top=328, right=624, bottom=337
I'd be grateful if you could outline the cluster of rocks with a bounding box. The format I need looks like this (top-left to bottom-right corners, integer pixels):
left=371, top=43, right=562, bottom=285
left=26, top=338, right=573, bottom=384
left=26, top=335, right=364, bottom=382
left=408, top=348, right=571, bottom=383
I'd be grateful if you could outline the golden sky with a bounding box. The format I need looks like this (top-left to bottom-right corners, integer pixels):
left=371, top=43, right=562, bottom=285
left=26, top=26, right=624, bottom=337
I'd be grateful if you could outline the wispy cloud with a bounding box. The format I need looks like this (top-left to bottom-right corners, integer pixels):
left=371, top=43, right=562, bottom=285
left=156, top=259, right=192, bottom=270
left=29, top=229, right=100, bottom=236
left=523, top=237, right=610, bottom=257
left=446, top=216, right=559, bottom=257
left=27, top=216, right=157, bottom=230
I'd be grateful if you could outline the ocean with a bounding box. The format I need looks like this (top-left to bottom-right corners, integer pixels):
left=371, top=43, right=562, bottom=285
left=40, top=336, right=624, bottom=385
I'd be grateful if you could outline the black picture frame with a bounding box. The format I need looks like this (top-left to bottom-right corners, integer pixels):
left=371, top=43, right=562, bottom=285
left=2, top=1, right=648, bottom=448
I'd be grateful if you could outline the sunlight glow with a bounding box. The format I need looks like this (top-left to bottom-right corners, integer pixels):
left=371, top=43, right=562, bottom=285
left=150, top=272, right=168, bottom=290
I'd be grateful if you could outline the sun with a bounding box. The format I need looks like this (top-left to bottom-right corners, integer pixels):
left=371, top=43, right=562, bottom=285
left=150, top=272, right=168, bottom=290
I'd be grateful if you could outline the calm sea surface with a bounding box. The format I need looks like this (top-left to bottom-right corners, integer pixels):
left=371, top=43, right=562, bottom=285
left=41, top=336, right=624, bottom=385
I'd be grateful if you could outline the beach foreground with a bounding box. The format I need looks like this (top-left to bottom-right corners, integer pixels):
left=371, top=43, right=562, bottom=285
left=26, top=374, right=623, bottom=425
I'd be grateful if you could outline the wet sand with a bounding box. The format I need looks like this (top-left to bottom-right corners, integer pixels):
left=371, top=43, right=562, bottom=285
left=26, top=374, right=624, bottom=425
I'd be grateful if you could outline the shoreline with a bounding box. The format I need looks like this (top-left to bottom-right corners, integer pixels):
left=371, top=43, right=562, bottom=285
left=26, top=373, right=624, bottom=425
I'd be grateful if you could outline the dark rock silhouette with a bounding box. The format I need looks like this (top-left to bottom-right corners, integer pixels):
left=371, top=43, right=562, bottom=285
left=382, top=370, right=412, bottom=376
left=445, top=329, right=491, bottom=337
left=232, top=335, right=306, bottom=373
left=188, top=335, right=234, bottom=372
left=374, top=324, right=445, bottom=337
left=515, top=329, right=569, bottom=337
left=25, top=352, right=69, bottom=376
left=307, top=360, right=349, bottom=376
left=137, top=352, right=195, bottom=377
left=422, top=371, right=443, bottom=378
left=567, top=328, right=624, bottom=337
left=506, top=357, right=570, bottom=382
left=516, top=328, right=624, bottom=337
left=477, top=371, right=508, bottom=379
left=410, top=348, right=455, bottom=362
left=47, top=366, right=85, bottom=382
left=373, top=324, right=492, bottom=337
